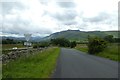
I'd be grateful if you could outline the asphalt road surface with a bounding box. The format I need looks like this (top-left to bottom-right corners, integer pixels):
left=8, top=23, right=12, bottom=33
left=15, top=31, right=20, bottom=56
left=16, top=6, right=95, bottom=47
left=52, top=48, right=118, bottom=78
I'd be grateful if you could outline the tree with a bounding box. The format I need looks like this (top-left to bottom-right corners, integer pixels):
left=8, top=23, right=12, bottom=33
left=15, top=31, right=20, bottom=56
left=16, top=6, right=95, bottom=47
left=33, top=42, right=50, bottom=48
left=51, top=38, right=70, bottom=47
left=114, top=38, right=120, bottom=43
left=104, top=35, right=114, bottom=43
left=2, top=38, right=16, bottom=44
left=51, top=38, right=77, bottom=48
left=70, top=41, right=77, bottom=48
left=88, top=36, right=107, bottom=54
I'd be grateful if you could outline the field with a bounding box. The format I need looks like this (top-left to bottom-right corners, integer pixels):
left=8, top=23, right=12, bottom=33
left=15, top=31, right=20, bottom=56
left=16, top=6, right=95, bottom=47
left=2, top=47, right=60, bottom=78
left=2, top=44, right=26, bottom=55
left=2, top=44, right=25, bottom=50
left=75, top=44, right=88, bottom=53
left=75, top=43, right=119, bottom=61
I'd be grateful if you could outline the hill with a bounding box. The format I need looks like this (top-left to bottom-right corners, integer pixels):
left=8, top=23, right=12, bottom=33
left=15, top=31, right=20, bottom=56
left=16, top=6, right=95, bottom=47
left=1, top=36, right=42, bottom=42
left=43, top=30, right=118, bottom=41
left=1, top=30, right=119, bottom=42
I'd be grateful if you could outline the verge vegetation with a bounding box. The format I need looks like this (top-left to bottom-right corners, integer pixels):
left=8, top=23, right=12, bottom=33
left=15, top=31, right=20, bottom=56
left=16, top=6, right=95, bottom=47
left=2, top=47, right=60, bottom=78
left=95, top=43, right=119, bottom=61
left=75, top=42, right=118, bottom=61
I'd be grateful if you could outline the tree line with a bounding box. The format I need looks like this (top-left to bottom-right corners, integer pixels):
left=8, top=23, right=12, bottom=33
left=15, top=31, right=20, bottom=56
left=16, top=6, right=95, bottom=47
left=2, top=38, right=24, bottom=44
left=33, top=38, right=77, bottom=48
left=51, top=38, right=77, bottom=48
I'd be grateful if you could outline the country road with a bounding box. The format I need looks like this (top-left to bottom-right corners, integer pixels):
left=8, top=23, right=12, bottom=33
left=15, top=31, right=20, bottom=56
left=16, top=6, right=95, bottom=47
left=52, top=48, right=118, bottom=78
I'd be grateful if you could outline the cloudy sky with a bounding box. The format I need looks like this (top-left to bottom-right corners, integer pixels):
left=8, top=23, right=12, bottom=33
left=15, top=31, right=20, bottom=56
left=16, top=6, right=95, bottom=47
left=0, top=0, right=119, bottom=37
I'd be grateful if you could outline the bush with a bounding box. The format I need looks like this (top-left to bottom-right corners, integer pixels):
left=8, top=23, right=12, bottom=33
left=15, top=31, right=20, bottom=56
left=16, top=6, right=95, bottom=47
left=104, top=35, right=114, bottom=43
left=88, top=37, right=107, bottom=54
left=51, top=38, right=77, bottom=48
left=51, top=38, right=70, bottom=47
left=70, top=41, right=77, bottom=48
left=113, top=38, right=120, bottom=43
left=33, top=42, right=50, bottom=48
left=33, top=44, right=38, bottom=48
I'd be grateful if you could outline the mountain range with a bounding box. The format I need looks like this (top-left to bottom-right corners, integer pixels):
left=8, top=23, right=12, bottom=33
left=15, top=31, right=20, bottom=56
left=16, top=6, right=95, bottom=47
left=43, top=30, right=118, bottom=41
left=2, top=30, right=119, bottom=42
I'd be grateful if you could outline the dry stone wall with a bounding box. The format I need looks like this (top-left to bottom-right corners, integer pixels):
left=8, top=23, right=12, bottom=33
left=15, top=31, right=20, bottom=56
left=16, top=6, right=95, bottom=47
left=2, top=48, right=46, bottom=64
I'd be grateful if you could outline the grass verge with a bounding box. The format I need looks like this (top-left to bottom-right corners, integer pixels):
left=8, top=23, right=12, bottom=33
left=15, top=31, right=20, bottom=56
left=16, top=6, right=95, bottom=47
left=2, top=47, right=60, bottom=78
left=75, top=43, right=119, bottom=61
left=95, top=43, right=119, bottom=61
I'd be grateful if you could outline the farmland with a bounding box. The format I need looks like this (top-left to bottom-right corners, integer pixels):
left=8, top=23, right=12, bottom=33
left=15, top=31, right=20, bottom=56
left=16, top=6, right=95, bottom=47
left=2, top=44, right=26, bottom=55
left=2, top=44, right=25, bottom=50
left=75, top=44, right=88, bottom=53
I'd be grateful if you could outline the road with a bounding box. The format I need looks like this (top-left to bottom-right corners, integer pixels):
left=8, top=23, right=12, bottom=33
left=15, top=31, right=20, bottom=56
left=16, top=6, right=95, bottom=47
left=52, top=48, right=118, bottom=78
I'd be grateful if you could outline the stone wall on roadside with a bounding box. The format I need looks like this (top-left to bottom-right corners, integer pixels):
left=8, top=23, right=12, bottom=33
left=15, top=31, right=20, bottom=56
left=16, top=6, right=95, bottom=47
left=2, top=48, right=45, bottom=64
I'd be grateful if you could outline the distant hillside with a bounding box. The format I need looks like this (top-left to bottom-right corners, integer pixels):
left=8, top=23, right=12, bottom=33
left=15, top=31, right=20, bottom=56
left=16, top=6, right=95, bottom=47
left=43, top=30, right=119, bottom=41
left=2, top=36, right=42, bottom=42
left=2, top=30, right=119, bottom=42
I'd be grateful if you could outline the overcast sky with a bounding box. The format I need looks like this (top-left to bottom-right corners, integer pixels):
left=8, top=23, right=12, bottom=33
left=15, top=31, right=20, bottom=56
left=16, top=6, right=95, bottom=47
left=0, top=0, right=119, bottom=37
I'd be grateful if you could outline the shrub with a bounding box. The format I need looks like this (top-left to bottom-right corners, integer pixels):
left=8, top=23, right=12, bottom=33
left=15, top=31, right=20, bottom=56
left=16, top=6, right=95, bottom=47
left=33, top=42, right=50, bottom=48
left=88, top=37, right=107, bottom=54
left=51, top=38, right=77, bottom=48
left=70, top=41, right=77, bottom=48
left=33, top=44, right=39, bottom=48
left=51, top=38, right=70, bottom=47
left=104, top=35, right=114, bottom=43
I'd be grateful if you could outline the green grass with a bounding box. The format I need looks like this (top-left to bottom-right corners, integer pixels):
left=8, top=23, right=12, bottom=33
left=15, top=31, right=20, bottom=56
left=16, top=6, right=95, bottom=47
left=2, top=44, right=26, bottom=55
left=75, top=44, right=88, bottom=53
left=0, top=62, right=1, bottom=78
left=2, top=44, right=25, bottom=50
left=95, top=43, right=119, bottom=61
left=2, top=47, right=60, bottom=78
left=75, top=43, right=119, bottom=61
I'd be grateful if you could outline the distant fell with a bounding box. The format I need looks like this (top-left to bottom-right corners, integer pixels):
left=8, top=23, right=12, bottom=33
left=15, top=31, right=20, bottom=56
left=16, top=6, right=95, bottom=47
left=43, top=30, right=118, bottom=41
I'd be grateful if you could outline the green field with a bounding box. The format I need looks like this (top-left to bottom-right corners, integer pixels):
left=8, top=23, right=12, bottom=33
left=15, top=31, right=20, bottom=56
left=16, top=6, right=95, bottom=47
left=75, top=44, right=88, bottom=53
left=75, top=43, right=119, bottom=61
left=2, top=44, right=25, bottom=50
left=2, top=47, right=60, bottom=78
left=2, top=44, right=26, bottom=55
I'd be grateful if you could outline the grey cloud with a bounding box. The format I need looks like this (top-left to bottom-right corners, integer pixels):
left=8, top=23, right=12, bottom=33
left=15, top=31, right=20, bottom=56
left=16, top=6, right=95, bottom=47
left=2, top=21, right=29, bottom=34
left=2, top=2, right=25, bottom=15
left=57, top=2, right=76, bottom=8
left=2, top=23, right=52, bottom=35
left=53, top=10, right=77, bottom=25
left=39, top=0, right=49, bottom=6
left=1, top=2, right=52, bottom=36
left=118, top=2, right=120, bottom=26
left=38, top=1, right=78, bottom=25
left=83, top=12, right=110, bottom=23
left=44, top=9, right=78, bottom=25
left=62, top=20, right=77, bottom=25
left=52, top=10, right=77, bottom=25
left=2, top=15, right=52, bottom=35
